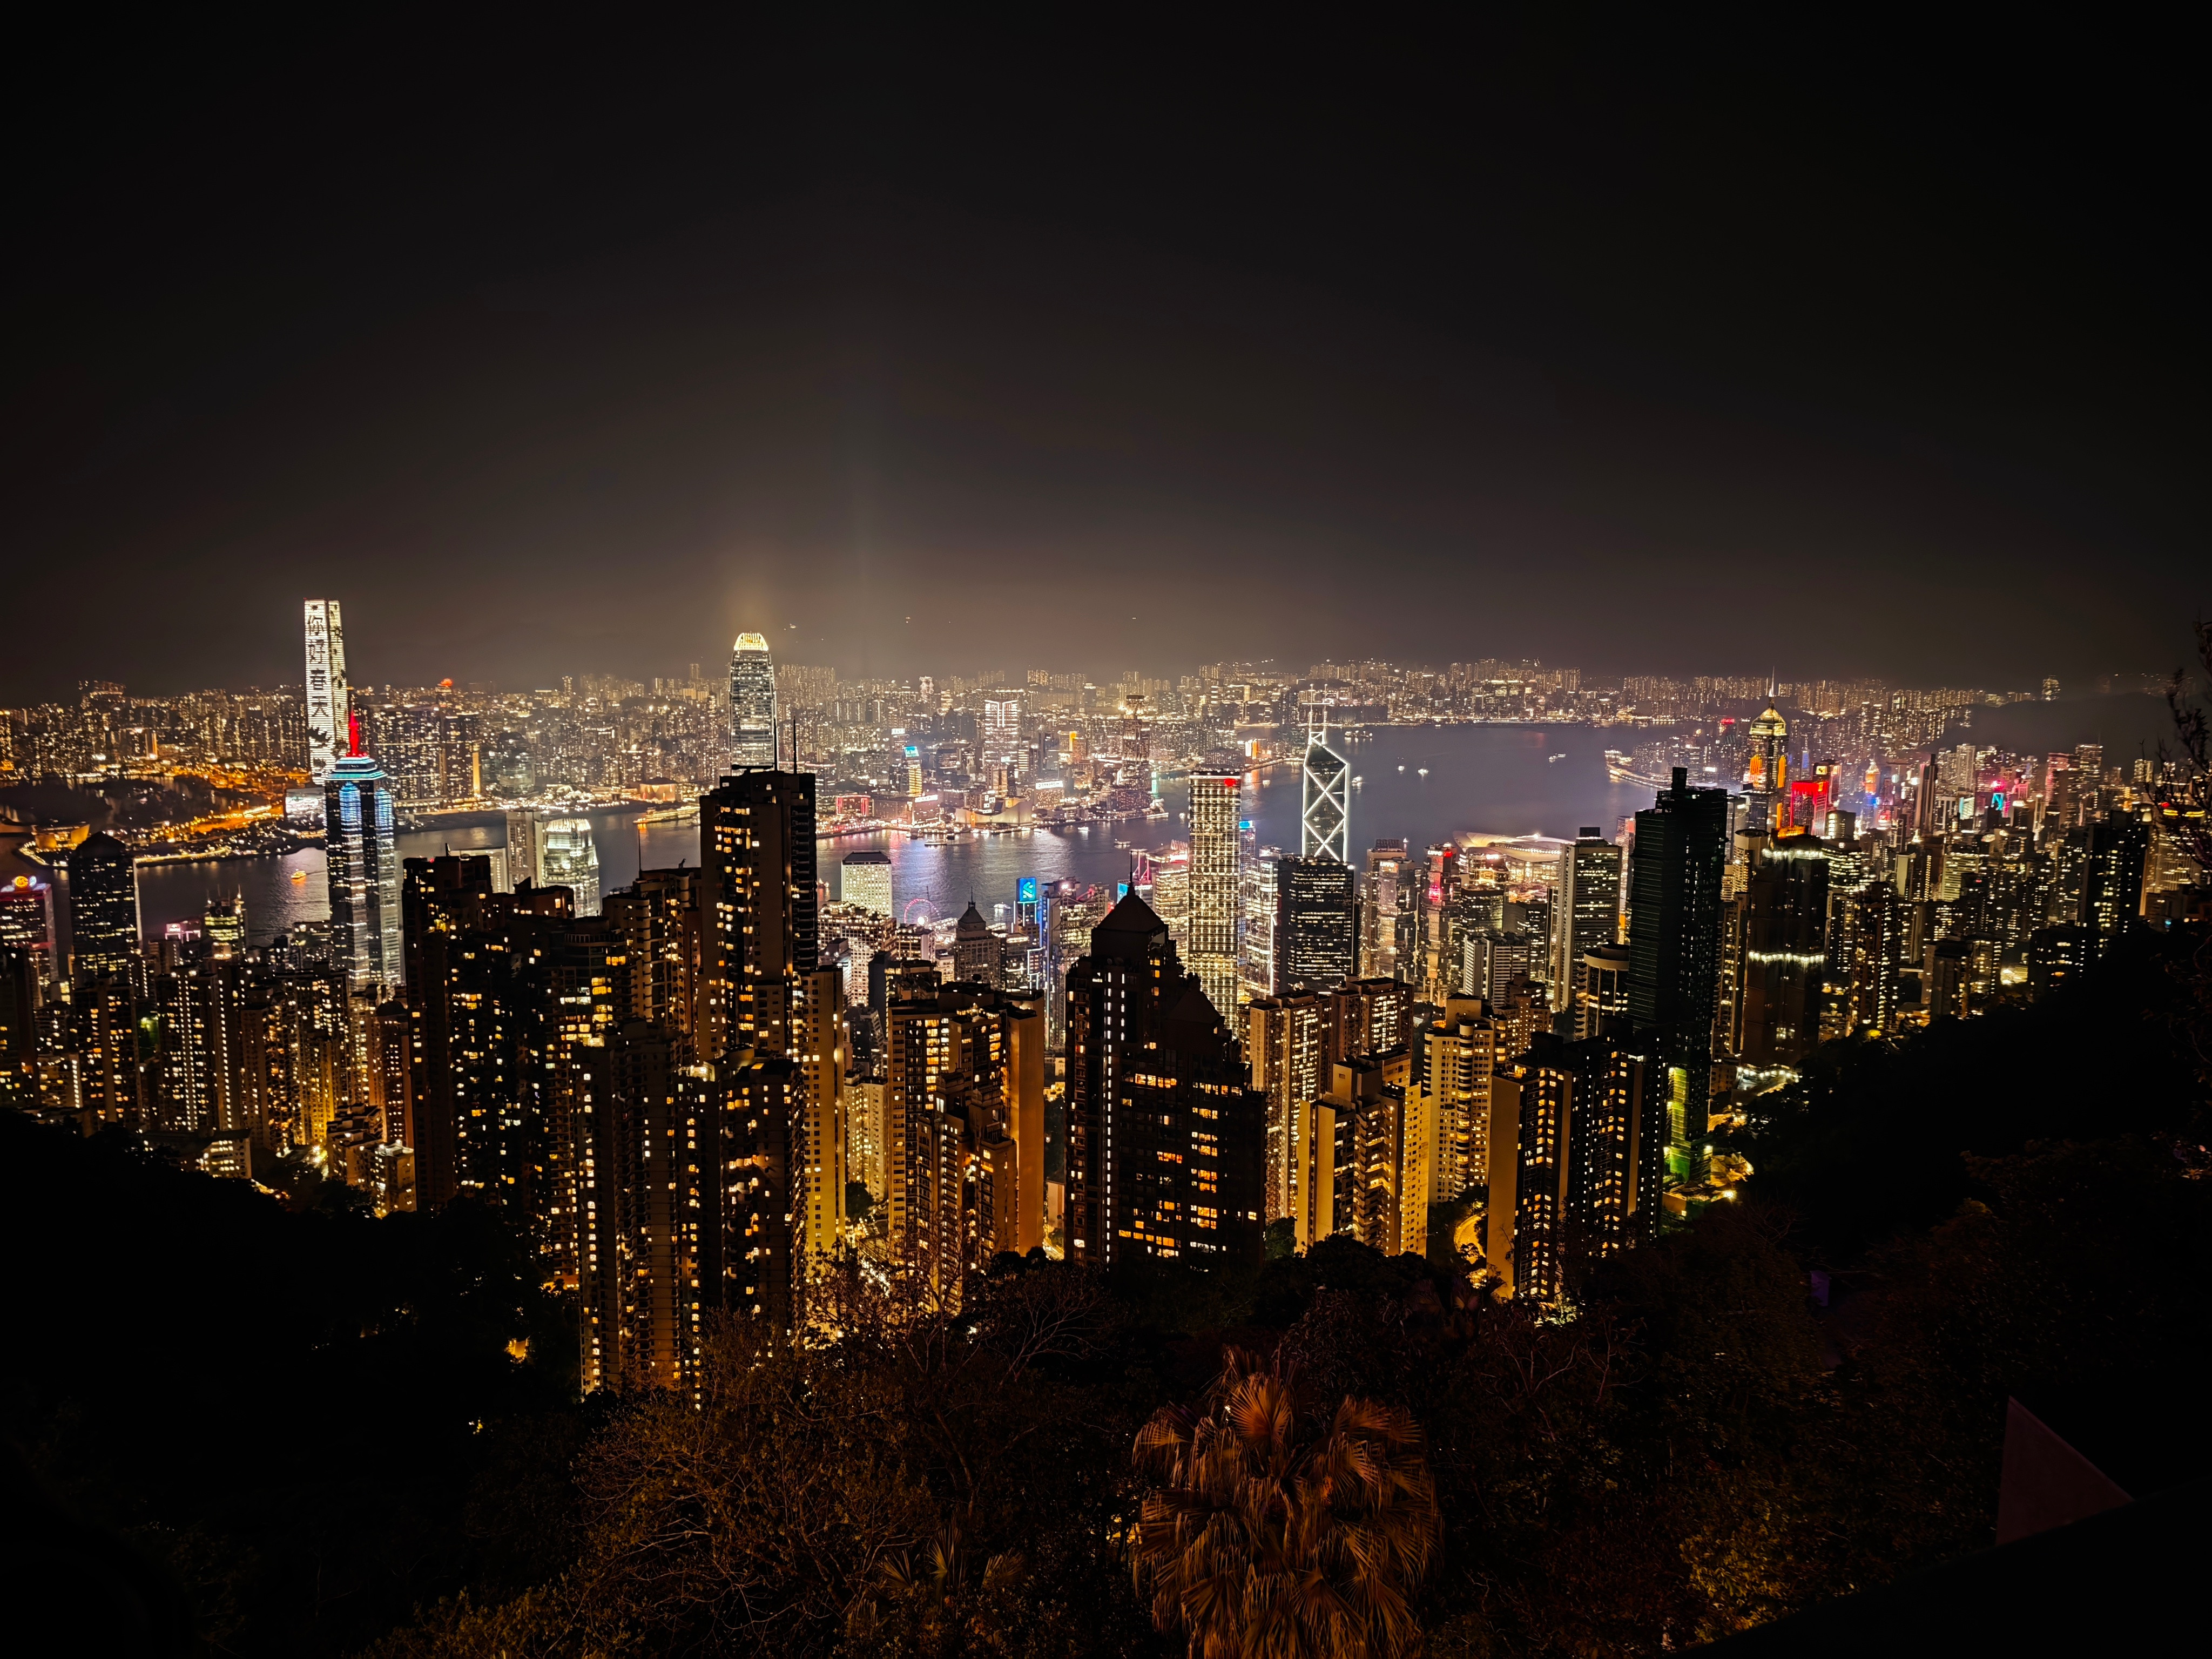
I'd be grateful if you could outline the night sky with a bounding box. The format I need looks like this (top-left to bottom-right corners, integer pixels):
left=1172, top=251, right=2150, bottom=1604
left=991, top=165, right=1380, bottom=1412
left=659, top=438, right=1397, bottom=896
left=5, top=16, right=2202, bottom=699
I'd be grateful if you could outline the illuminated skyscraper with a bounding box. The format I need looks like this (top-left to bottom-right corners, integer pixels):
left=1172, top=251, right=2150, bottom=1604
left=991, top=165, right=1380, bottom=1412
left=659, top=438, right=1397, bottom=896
left=1361, top=839, right=1407, bottom=979
left=1743, top=699, right=1788, bottom=833
left=541, top=818, right=602, bottom=916
left=1300, top=719, right=1351, bottom=862
left=841, top=849, right=894, bottom=917
left=324, top=754, right=402, bottom=987
left=1187, top=772, right=1243, bottom=1017
left=729, top=632, right=777, bottom=768
left=1275, top=855, right=1358, bottom=993
left=1549, top=829, right=1622, bottom=1013
left=303, top=599, right=351, bottom=781
left=63, top=832, right=140, bottom=981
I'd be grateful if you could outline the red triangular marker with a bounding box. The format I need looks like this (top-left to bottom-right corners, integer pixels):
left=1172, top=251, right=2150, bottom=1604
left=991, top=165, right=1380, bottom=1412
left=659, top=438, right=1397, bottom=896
left=1995, top=1397, right=2131, bottom=1546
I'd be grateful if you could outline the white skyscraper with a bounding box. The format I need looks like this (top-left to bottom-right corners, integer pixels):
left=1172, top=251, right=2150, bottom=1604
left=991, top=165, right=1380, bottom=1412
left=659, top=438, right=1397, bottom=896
left=303, top=599, right=351, bottom=781
left=541, top=818, right=602, bottom=916
left=841, top=849, right=894, bottom=917
left=1300, top=714, right=1351, bottom=863
left=730, top=632, right=777, bottom=768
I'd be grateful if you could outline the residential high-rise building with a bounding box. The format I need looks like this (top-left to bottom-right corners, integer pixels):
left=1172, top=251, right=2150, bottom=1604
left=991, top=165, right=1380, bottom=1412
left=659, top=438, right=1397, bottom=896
left=1423, top=995, right=1496, bottom=1204
left=2082, top=808, right=2150, bottom=957
left=699, top=766, right=817, bottom=1063
left=1843, top=880, right=1905, bottom=1035
left=841, top=849, right=894, bottom=917
left=1549, top=829, right=1622, bottom=1014
left=952, top=900, right=997, bottom=983
left=63, top=832, right=139, bottom=981
left=1247, top=992, right=1324, bottom=1223
left=302, top=598, right=350, bottom=781
left=881, top=977, right=1046, bottom=1297
left=1626, top=770, right=1727, bottom=1128
left=1187, top=772, right=1243, bottom=1016
left=1065, top=894, right=1264, bottom=1268
left=1306, top=1048, right=1424, bottom=1256
left=1275, top=854, right=1357, bottom=993
left=1508, top=1029, right=1665, bottom=1304
left=540, top=818, right=602, bottom=916
left=324, top=755, right=403, bottom=988
left=575, top=1021, right=716, bottom=1397
left=603, top=866, right=702, bottom=1051
left=729, top=632, right=778, bottom=768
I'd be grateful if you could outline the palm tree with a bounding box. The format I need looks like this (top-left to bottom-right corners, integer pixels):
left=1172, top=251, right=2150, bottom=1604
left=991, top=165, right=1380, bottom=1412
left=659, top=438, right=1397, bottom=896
left=1131, top=1348, right=1438, bottom=1659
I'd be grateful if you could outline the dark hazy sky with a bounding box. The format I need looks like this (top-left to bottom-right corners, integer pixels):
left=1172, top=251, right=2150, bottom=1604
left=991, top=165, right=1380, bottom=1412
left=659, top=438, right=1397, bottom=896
left=5, top=15, right=2203, bottom=700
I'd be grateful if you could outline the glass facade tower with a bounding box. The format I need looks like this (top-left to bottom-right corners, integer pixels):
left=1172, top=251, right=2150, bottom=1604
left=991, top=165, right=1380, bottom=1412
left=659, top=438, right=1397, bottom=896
left=730, top=631, right=777, bottom=768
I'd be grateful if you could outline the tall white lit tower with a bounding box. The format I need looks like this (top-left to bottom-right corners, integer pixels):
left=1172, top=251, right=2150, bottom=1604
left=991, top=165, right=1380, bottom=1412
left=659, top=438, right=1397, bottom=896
left=730, top=632, right=777, bottom=768
left=1300, top=711, right=1351, bottom=863
left=304, top=599, right=351, bottom=780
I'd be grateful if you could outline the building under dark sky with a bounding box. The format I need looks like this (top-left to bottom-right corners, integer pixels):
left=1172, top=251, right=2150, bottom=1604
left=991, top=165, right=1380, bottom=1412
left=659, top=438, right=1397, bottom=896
left=4, top=15, right=2203, bottom=699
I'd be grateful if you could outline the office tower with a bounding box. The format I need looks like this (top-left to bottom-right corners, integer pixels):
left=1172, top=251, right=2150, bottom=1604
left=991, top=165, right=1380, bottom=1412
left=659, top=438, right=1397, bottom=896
left=1573, top=945, right=1633, bottom=1041
left=1306, top=1048, right=1423, bottom=1256
left=1247, top=992, right=1324, bottom=1222
left=2083, top=809, right=2150, bottom=956
left=1012, top=876, right=1051, bottom=994
left=603, top=866, right=702, bottom=1050
left=1362, top=839, right=1407, bottom=979
left=302, top=598, right=350, bottom=781
left=203, top=897, right=245, bottom=959
left=541, top=817, right=602, bottom=916
left=1187, top=772, right=1243, bottom=1017
left=365, top=995, right=412, bottom=1147
left=1626, top=769, right=1727, bottom=1122
left=1274, top=854, right=1358, bottom=993
left=952, top=900, right=997, bottom=983
left=1064, top=894, right=1264, bottom=1268
left=1469, top=929, right=1536, bottom=1006
left=63, top=831, right=139, bottom=981
left=1844, top=880, right=1904, bottom=1035
left=505, top=808, right=547, bottom=892
left=324, top=755, right=403, bottom=988
left=982, top=697, right=1021, bottom=765
left=1424, top=995, right=1495, bottom=1204
left=841, top=849, right=894, bottom=917
left=729, top=632, right=778, bottom=767
left=699, top=767, right=817, bottom=1063
left=1508, top=1030, right=1664, bottom=1304
left=1735, top=839, right=1830, bottom=1068
left=882, top=977, right=1046, bottom=1297
left=1743, top=699, right=1788, bottom=833
left=1300, top=720, right=1351, bottom=861
left=1549, top=829, right=1622, bottom=1013
left=1415, top=845, right=1459, bottom=1000
left=1239, top=851, right=1280, bottom=999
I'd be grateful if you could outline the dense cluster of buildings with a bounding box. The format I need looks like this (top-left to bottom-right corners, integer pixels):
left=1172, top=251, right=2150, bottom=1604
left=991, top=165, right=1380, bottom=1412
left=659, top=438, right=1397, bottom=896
left=4, top=613, right=2206, bottom=1382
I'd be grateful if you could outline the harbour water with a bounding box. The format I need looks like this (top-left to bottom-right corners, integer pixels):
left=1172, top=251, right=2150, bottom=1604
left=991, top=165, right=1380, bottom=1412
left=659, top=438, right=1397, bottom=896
left=133, top=725, right=1651, bottom=945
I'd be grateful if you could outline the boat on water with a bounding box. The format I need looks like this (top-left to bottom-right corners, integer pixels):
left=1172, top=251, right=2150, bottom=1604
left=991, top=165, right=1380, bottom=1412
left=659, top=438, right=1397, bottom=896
left=289, top=868, right=308, bottom=884
left=1397, top=764, right=1405, bottom=772
left=1547, top=753, right=1566, bottom=763
left=1417, top=767, right=1429, bottom=777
